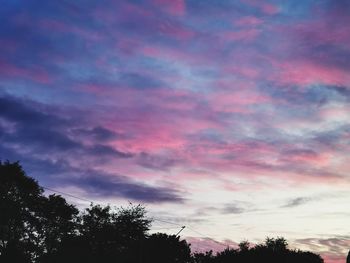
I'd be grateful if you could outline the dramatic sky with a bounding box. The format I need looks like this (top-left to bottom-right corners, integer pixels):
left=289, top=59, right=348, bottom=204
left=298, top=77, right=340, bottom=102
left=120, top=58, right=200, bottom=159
left=1, top=0, right=350, bottom=262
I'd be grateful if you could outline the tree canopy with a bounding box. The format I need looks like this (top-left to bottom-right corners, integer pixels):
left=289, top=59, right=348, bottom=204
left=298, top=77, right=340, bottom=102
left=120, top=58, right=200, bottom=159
left=0, top=161, right=325, bottom=263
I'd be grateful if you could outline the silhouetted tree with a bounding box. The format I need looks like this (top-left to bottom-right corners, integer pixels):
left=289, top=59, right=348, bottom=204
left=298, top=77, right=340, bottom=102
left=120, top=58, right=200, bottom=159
left=215, top=247, right=238, bottom=263
left=0, top=161, right=44, bottom=262
left=264, top=237, right=288, bottom=251
left=193, top=237, right=324, bottom=263
left=38, top=194, right=79, bottom=262
left=54, top=203, right=151, bottom=262
left=143, top=233, right=192, bottom=263
left=238, top=240, right=250, bottom=252
left=0, top=161, right=80, bottom=262
left=347, top=250, right=350, bottom=263
left=193, top=250, right=215, bottom=263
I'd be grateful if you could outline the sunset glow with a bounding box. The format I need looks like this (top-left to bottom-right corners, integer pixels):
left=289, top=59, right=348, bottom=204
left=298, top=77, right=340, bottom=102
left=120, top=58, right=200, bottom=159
left=1, top=1, right=350, bottom=262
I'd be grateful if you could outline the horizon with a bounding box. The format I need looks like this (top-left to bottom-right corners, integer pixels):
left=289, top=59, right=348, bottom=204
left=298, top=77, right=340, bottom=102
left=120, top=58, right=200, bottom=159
left=1, top=1, right=350, bottom=263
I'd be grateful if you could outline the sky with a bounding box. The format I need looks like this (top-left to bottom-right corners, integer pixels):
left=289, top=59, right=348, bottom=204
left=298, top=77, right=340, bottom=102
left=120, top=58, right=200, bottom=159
left=1, top=0, right=350, bottom=262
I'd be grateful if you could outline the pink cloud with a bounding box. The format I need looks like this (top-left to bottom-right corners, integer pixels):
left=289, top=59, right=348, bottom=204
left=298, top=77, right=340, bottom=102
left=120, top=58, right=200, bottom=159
left=141, top=44, right=204, bottom=64
left=81, top=88, right=217, bottom=153
left=269, top=10, right=350, bottom=88
left=110, top=108, right=222, bottom=153
left=121, top=2, right=154, bottom=18
left=0, top=60, right=52, bottom=84
left=242, top=0, right=279, bottom=15
left=235, top=16, right=264, bottom=27
left=282, top=150, right=332, bottom=167
left=93, top=2, right=154, bottom=25
left=174, top=139, right=281, bottom=178
left=158, top=21, right=195, bottom=40
left=295, top=238, right=350, bottom=263
left=174, top=137, right=345, bottom=186
left=271, top=60, right=350, bottom=87
left=153, top=0, right=186, bottom=16
left=260, top=3, right=279, bottom=15
left=322, top=255, right=345, bottom=263
left=38, top=19, right=103, bottom=41
left=95, top=1, right=190, bottom=40
left=319, top=106, right=350, bottom=122
left=223, top=28, right=261, bottom=42
left=223, top=65, right=261, bottom=79
left=293, top=13, right=350, bottom=46
left=114, top=38, right=144, bottom=56
left=208, top=87, right=272, bottom=113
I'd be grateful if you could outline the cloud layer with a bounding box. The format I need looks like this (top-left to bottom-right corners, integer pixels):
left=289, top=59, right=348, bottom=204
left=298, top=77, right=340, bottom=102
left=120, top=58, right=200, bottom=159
left=1, top=1, right=350, bottom=262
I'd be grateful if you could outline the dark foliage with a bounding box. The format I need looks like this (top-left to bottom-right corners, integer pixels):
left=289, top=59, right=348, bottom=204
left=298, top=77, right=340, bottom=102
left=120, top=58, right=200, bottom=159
left=143, top=233, right=192, bottom=263
left=0, top=160, right=47, bottom=262
left=0, top=161, right=325, bottom=263
left=193, top=238, right=324, bottom=263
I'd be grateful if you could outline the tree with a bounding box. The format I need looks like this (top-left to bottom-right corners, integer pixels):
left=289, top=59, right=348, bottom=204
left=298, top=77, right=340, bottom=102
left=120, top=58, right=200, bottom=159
left=0, top=161, right=44, bottom=262
left=215, top=247, right=238, bottom=263
left=55, top=203, right=151, bottom=262
left=0, top=161, right=79, bottom=262
left=143, top=233, right=192, bottom=263
left=238, top=240, right=250, bottom=252
left=38, top=194, right=79, bottom=262
left=193, top=250, right=215, bottom=263
left=193, top=237, right=324, bottom=263
left=264, top=237, right=288, bottom=252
